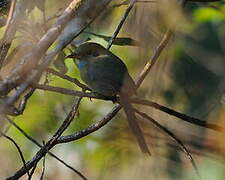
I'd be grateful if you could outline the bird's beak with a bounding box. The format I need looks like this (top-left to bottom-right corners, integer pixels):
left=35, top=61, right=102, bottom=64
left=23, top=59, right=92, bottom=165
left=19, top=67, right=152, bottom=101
left=66, top=53, right=80, bottom=59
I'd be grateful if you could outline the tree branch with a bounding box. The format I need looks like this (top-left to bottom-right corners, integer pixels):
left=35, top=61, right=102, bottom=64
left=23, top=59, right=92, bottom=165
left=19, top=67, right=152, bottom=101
left=0, top=0, right=86, bottom=96
left=6, top=117, right=85, bottom=179
left=7, top=97, right=87, bottom=180
left=131, top=98, right=225, bottom=133
left=0, top=131, right=30, bottom=178
left=46, top=68, right=90, bottom=91
left=0, top=0, right=19, bottom=69
left=107, top=0, right=137, bottom=49
left=57, top=105, right=121, bottom=144
left=34, top=83, right=115, bottom=101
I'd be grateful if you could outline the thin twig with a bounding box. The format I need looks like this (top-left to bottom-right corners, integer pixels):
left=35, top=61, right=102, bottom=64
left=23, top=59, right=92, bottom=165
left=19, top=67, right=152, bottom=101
left=0, top=131, right=30, bottom=178
left=136, top=0, right=188, bottom=87
left=34, top=83, right=225, bottom=133
left=51, top=97, right=82, bottom=141
left=135, top=109, right=201, bottom=179
left=46, top=68, right=90, bottom=91
left=136, top=29, right=173, bottom=88
left=34, top=83, right=115, bottom=101
left=0, top=0, right=16, bottom=69
left=110, top=0, right=157, bottom=9
left=131, top=98, right=225, bottom=133
left=15, top=88, right=35, bottom=115
left=7, top=97, right=88, bottom=180
left=107, top=0, right=137, bottom=49
left=39, top=141, right=46, bottom=180
left=56, top=104, right=121, bottom=144
left=28, top=162, right=38, bottom=180
left=0, top=0, right=85, bottom=96
left=6, top=117, right=85, bottom=179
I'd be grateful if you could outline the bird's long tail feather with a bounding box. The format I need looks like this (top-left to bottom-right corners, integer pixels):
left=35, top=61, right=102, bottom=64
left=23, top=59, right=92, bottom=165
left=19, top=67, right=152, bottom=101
left=120, top=94, right=150, bottom=155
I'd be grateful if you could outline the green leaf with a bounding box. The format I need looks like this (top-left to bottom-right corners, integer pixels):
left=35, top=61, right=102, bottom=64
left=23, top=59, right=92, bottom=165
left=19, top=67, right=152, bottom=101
left=85, top=31, right=139, bottom=46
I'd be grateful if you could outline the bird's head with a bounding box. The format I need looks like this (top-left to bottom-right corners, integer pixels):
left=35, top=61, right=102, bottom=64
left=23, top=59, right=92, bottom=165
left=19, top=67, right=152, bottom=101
left=66, top=42, right=109, bottom=61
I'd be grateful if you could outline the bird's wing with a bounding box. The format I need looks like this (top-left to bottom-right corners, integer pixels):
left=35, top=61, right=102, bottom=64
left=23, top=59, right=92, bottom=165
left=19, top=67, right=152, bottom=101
left=89, top=55, right=136, bottom=95
left=88, top=55, right=126, bottom=85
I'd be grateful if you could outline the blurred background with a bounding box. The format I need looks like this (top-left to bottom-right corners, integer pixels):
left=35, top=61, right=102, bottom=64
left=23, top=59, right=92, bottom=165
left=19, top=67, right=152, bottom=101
left=0, top=0, right=225, bottom=179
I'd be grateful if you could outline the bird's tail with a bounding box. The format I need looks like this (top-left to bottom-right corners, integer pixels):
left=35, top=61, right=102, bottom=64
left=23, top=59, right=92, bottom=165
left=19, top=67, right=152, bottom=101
left=119, top=94, right=150, bottom=155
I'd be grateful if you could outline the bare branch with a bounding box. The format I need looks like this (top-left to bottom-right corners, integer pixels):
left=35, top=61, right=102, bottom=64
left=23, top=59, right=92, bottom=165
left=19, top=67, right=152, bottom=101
left=135, top=29, right=173, bottom=87
left=28, top=162, right=37, bottom=180
left=6, top=117, right=85, bottom=178
left=0, top=0, right=87, bottom=96
left=34, top=83, right=115, bottom=101
left=0, top=131, right=30, bottom=178
left=0, top=0, right=17, bottom=69
left=16, top=88, right=35, bottom=115
left=46, top=68, right=90, bottom=91
left=6, top=97, right=88, bottom=180
left=131, top=98, right=225, bottom=133
left=39, top=142, right=46, bottom=180
left=107, top=0, right=137, bottom=49
left=57, top=104, right=122, bottom=144
left=135, top=0, right=188, bottom=87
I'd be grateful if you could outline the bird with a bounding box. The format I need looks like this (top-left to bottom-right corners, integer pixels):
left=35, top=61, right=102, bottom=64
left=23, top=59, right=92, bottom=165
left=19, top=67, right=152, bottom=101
left=66, top=42, right=150, bottom=154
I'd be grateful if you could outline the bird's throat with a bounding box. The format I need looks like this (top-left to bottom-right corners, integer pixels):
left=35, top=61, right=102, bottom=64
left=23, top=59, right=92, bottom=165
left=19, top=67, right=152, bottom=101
left=76, top=60, right=88, bottom=70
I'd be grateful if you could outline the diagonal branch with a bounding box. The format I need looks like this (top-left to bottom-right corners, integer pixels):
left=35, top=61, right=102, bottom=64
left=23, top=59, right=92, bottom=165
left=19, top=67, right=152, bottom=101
left=34, top=83, right=225, bottom=133
left=0, top=0, right=86, bottom=96
left=136, top=0, right=187, bottom=87
left=46, top=68, right=90, bottom=91
left=0, top=0, right=17, bottom=69
left=131, top=98, right=225, bottom=133
left=6, top=117, right=85, bottom=179
left=57, top=104, right=122, bottom=144
left=33, top=83, right=115, bottom=101
left=107, top=0, right=137, bottom=49
left=7, top=97, right=87, bottom=180
left=135, top=29, right=173, bottom=88
left=0, top=131, right=30, bottom=178
left=109, top=0, right=157, bottom=9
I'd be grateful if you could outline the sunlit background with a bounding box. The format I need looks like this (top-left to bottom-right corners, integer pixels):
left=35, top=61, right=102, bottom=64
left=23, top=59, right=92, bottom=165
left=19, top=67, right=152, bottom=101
left=0, top=0, right=225, bottom=179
